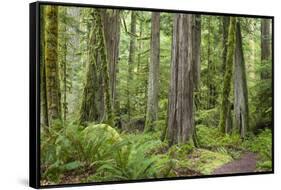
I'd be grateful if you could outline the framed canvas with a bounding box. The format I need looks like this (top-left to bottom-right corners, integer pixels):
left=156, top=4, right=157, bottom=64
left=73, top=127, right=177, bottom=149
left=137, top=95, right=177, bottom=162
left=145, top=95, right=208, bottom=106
left=29, top=1, right=274, bottom=188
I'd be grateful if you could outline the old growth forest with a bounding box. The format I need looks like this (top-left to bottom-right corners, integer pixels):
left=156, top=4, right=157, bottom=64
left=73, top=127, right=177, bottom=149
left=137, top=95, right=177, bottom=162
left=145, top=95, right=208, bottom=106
left=40, top=5, right=273, bottom=185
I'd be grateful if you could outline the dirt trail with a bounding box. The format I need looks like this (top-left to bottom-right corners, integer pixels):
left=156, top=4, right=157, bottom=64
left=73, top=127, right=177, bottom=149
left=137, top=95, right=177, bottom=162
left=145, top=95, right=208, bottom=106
left=212, top=152, right=257, bottom=175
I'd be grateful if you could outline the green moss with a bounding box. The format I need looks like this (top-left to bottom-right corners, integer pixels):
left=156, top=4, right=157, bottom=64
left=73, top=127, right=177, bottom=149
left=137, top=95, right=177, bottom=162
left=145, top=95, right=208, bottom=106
left=44, top=5, right=62, bottom=126
left=219, top=17, right=236, bottom=133
left=190, top=149, right=233, bottom=175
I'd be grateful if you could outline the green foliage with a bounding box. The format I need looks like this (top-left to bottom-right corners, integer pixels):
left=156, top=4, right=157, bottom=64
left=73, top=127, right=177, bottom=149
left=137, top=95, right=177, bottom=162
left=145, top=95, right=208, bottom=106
left=243, top=129, right=272, bottom=170
left=196, top=125, right=242, bottom=148
left=41, top=122, right=172, bottom=183
left=40, top=6, right=273, bottom=184
left=40, top=123, right=122, bottom=183
left=40, top=123, right=83, bottom=182
left=195, top=108, right=220, bottom=127
left=168, top=143, right=195, bottom=160
left=88, top=135, right=172, bottom=181
left=250, top=59, right=272, bottom=128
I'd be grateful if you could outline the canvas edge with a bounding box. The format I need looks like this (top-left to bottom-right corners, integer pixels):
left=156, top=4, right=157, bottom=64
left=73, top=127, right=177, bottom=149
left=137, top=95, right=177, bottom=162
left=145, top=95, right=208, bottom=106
left=29, top=1, right=275, bottom=189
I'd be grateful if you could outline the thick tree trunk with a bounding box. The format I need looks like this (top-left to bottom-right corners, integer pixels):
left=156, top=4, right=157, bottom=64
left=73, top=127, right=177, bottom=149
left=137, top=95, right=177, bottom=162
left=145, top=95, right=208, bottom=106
left=126, top=12, right=137, bottom=121
left=102, top=10, right=121, bottom=126
left=167, top=14, right=194, bottom=145
left=79, top=9, right=113, bottom=126
left=145, top=12, right=160, bottom=132
left=234, top=22, right=249, bottom=138
left=219, top=17, right=236, bottom=134
left=102, top=10, right=120, bottom=112
left=80, top=11, right=103, bottom=124
left=261, top=19, right=271, bottom=79
left=44, top=6, right=62, bottom=127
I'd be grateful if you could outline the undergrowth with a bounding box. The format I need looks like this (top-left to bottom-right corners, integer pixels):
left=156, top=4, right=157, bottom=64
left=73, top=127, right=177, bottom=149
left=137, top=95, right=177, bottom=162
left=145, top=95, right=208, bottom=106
left=41, top=122, right=272, bottom=184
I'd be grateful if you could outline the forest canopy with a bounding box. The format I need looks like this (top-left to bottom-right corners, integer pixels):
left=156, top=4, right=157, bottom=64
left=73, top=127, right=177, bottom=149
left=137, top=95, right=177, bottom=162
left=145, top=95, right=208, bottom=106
left=39, top=5, right=273, bottom=186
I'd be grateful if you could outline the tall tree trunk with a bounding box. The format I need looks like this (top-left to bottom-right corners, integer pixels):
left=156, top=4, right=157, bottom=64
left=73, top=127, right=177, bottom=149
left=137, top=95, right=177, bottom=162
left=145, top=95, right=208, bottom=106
left=44, top=6, right=61, bottom=127
left=145, top=12, right=160, bottom=132
left=40, top=6, right=48, bottom=127
left=126, top=12, right=136, bottom=121
left=192, top=15, right=201, bottom=147
left=206, top=17, right=212, bottom=109
left=58, top=7, right=68, bottom=124
left=167, top=14, right=194, bottom=145
left=219, top=17, right=237, bottom=134
left=261, top=19, right=271, bottom=79
left=234, top=22, right=249, bottom=138
left=102, top=9, right=121, bottom=126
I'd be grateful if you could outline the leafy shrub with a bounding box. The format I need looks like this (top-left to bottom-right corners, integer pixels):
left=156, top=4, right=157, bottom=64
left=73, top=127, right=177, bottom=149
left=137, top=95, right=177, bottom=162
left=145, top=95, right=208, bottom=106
left=196, top=124, right=220, bottom=147
left=89, top=138, right=172, bottom=181
left=40, top=123, right=83, bottom=182
left=196, top=125, right=242, bottom=148
left=40, top=123, right=123, bottom=183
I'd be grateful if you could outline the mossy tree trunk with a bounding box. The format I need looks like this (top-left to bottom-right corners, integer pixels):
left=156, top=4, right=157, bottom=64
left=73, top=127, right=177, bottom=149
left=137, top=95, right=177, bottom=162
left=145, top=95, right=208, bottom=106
left=145, top=12, right=160, bottom=132
left=58, top=7, right=68, bottom=124
left=40, top=6, right=48, bottom=127
left=234, top=22, right=249, bottom=138
left=44, top=6, right=62, bottom=127
left=219, top=17, right=236, bottom=134
left=167, top=14, right=194, bottom=145
left=79, top=9, right=113, bottom=126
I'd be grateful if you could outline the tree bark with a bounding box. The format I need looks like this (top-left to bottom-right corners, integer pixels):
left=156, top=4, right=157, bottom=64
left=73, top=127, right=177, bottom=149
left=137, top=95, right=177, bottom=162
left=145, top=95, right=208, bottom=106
left=79, top=9, right=113, bottom=126
left=192, top=15, right=201, bottom=90
left=44, top=6, right=62, bottom=127
left=167, top=14, right=194, bottom=145
left=145, top=12, right=160, bottom=132
left=234, top=22, right=249, bottom=138
left=192, top=15, right=201, bottom=147
left=102, top=10, right=120, bottom=112
left=219, top=17, right=237, bottom=134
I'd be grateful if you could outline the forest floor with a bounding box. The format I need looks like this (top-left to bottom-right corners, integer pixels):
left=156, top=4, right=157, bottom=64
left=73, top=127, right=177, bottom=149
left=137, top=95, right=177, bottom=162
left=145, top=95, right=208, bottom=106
left=212, top=152, right=257, bottom=175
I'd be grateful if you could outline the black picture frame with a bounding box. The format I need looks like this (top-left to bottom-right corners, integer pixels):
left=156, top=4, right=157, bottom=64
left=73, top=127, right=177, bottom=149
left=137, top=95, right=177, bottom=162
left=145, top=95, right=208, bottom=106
left=30, top=1, right=274, bottom=188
